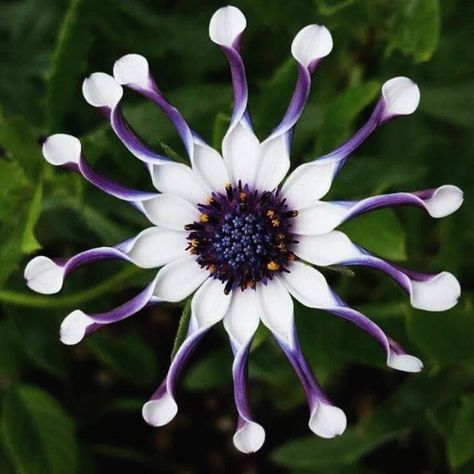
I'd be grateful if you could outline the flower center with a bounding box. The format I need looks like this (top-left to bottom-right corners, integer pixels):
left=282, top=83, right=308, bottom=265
left=185, top=183, right=298, bottom=294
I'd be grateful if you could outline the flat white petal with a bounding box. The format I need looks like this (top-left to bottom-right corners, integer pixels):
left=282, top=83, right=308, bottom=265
left=209, top=6, right=246, bottom=47
left=381, top=77, right=420, bottom=117
left=387, top=353, right=423, bottom=373
left=233, top=421, right=265, bottom=454
left=142, top=194, right=199, bottom=230
left=291, top=25, right=333, bottom=67
left=192, top=277, right=231, bottom=327
left=25, top=256, right=64, bottom=294
left=254, top=135, right=290, bottom=192
left=282, top=159, right=340, bottom=208
left=224, top=289, right=260, bottom=346
left=192, top=143, right=229, bottom=192
left=222, top=121, right=259, bottom=187
left=293, top=201, right=347, bottom=235
left=410, top=272, right=461, bottom=311
left=423, top=185, right=463, bottom=218
left=281, top=261, right=337, bottom=308
left=42, top=134, right=81, bottom=166
left=142, top=392, right=178, bottom=426
left=153, top=255, right=208, bottom=302
left=257, top=278, right=293, bottom=344
left=309, top=403, right=347, bottom=438
left=113, top=54, right=150, bottom=88
left=150, top=162, right=210, bottom=204
left=295, top=231, right=359, bottom=266
left=126, top=227, right=188, bottom=268
left=82, top=72, right=123, bottom=108
left=60, top=310, right=94, bottom=345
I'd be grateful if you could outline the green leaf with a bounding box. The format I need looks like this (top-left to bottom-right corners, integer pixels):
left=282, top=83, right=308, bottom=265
left=2, top=384, right=79, bottom=474
left=388, top=0, right=440, bottom=62
left=171, top=298, right=191, bottom=360
left=184, top=348, right=231, bottom=391
left=419, top=82, right=474, bottom=127
left=448, top=395, right=474, bottom=468
left=86, top=332, right=158, bottom=386
left=272, top=371, right=463, bottom=469
left=406, top=306, right=474, bottom=366
left=21, top=181, right=42, bottom=253
left=340, top=209, right=406, bottom=261
left=46, top=0, right=93, bottom=131
left=316, top=81, right=380, bottom=155
left=315, top=0, right=357, bottom=16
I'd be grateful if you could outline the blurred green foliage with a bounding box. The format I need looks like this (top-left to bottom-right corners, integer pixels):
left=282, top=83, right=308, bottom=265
left=0, top=0, right=473, bottom=472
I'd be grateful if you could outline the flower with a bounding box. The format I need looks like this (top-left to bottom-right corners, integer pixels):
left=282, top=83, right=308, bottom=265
left=24, top=5, right=463, bottom=453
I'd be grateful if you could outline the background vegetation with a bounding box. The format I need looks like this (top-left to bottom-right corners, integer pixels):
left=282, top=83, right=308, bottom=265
left=0, top=0, right=473, bottom=472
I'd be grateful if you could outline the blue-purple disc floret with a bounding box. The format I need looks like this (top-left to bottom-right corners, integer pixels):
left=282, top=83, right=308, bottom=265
left=186, top=182, right=298, bottom=294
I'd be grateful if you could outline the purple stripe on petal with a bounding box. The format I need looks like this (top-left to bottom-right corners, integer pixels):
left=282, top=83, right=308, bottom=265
left=109, top=107, right=170, bottom=165
left=67, top=156, right=158, bottom=203
left=316, top=98, right=385, bottom=174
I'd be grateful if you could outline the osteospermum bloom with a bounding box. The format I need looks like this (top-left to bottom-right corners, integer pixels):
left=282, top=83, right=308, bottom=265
left=25, top=6, right=463, bottom=453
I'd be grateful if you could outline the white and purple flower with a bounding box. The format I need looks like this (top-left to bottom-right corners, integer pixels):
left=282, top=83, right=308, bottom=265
left=25, top=6, right=463, bottom=453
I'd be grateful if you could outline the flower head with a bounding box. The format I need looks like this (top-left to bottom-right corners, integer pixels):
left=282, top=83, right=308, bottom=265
left=25, top=5, right=462, bottom=453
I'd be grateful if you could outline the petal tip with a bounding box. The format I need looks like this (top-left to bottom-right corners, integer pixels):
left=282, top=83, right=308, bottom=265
left=113, top=54, right=150, bottom=89
left=209, top=5, right=246, bottom=47
left=309, top=403, right=347, bottom=439
left=142, top=392, right=178, bottom=427
left=82, top=72, right=123, bottom=108
left=410, top=272, right=461, bottom=312
left=425, top=185, right=464, bottom=218
left=60, top=310, right=94, bottom=345
left=291, top=24, right=333, bottom=68
left=233, top=421, right=266, bottom=454
left=388, top=353, right=424, bottom=373
left=382, top=76, right=420, bottom=117
left=24, top=256, right=64, bottom=294
left=42, top=133, right=81, bottom=166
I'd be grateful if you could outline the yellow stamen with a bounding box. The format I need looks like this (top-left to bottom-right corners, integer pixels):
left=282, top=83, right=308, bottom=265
left=199, top=213, right=209, bottom=223
left=239, top=192, right=247, bottom=201
left=267, top=261, right=280, bottom=271
left=206, top=196, right=214, bottom=204
left=271, top=219, right=280, bottom=227
left=208, top=264, right=217, bottom=273
left=266, top=210, right=275, bottom=219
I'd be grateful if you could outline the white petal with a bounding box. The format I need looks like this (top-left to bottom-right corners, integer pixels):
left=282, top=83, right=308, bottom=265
left=60, top=310, right=94, bottom=346
left=309, top=403, right=347, bottom=438
left=192, top=143, right=229, bottom=192
left=281, top=261, right=337, bottom=308
left=423, top=185, right=464, bottom=218
left=257, top=278, right=293, bottom=344
left=25, top=256, right=65, bottom=294
left=192, top=277, right=231, bottom=327
left=294, top=231, right=359, bottom=266
left=233, top=421, right=266, bottom=454
left=410, top=272, right=461, bottom=311
left=282, top=159, right=339, bottom=208
left=387, top=353, right=423, bottom=373
left=113, top=54, right=150, bottom=88
left=82, top=72, right=123, bottom=108
left=42, top=134, right=81, bottom=166
left=150, top=162, right=210, bottom=203
left=293, top=201, right=347, bottom=235
left=126, top=227, right=188, bottom=268
left=142, top=194, right=199, bottom=230
left=224, top=289, right=260, bottom=346
left=254, top=135, right=290, bottom=192
left=153, top=256, right=208, bottom=302
left=209, top=5, right=246, bottom=47
left=381, top=77, right=420, bottom=117
left=222, top=121, right=259, bottom=187
left=291, top=25, right=333, bottom=67
left=142, top=392, right=178, bottom=426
